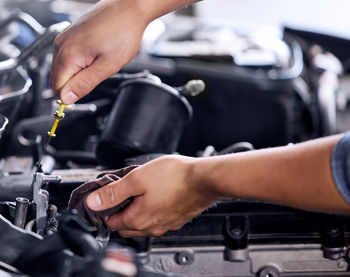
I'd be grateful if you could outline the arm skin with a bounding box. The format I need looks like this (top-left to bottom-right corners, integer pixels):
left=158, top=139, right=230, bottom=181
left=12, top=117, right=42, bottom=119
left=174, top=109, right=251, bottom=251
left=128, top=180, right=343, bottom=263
left=86, top=134, right=350, bottom=237
left=50, top=0, right=198, bottom=104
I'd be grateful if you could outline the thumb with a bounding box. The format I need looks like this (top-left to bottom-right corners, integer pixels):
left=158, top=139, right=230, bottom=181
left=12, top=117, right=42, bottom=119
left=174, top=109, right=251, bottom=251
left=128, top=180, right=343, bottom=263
left=60, top=56, right=119, bottom=104
left=86, top=176, right=143, bottom=212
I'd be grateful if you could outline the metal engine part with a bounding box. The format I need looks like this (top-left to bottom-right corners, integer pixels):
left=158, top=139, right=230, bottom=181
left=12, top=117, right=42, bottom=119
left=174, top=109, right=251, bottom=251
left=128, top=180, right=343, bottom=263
left=0, top=5, right=349, bottom=277
left=144, top=244, right=350, bottom=277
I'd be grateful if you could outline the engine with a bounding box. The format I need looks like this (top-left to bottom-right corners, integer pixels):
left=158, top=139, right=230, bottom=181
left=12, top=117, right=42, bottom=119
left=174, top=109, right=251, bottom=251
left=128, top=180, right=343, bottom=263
left=0, top=1, right=349, bottom=276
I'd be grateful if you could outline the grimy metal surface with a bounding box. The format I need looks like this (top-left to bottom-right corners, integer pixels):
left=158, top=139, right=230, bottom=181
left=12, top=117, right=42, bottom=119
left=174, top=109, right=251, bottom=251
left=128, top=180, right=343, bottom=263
left=143, top=244, right=350, bottom=277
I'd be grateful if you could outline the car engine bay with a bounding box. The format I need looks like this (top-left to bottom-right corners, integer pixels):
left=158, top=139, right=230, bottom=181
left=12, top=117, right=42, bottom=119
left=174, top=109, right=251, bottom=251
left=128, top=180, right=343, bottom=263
left=0, top=1, right=350, bottom=276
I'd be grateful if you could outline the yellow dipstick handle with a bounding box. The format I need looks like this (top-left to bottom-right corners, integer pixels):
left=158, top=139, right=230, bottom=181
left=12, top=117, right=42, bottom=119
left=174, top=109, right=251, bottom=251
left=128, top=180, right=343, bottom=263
left=48, top=100, right=72, bottom=137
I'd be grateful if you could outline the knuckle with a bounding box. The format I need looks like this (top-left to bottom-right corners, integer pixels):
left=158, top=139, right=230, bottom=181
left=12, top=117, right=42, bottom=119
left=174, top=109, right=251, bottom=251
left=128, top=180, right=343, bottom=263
left=122, top=212, right=136, bottom=229
left=105, top=221, right=117, bottom=231
left=123, top=213, right=144, bottom=231
left=125, top=170, right=136, bottom=182
left=53, top=44, right=60, bottom=55
left=59, top=43, right=75, bottom=60
left=101, top=185, right=117, bottom=204
left=118, top=231, right=129, bottom=238
left=149, top=229, right=165, bottom=237
left=53, top=35, right=63, bottom=53
left=125, top=220, right=140, bottom=231
left=137, top=221, right=150, bottom=232
left=74, top=77, right=94, bottom=95
left=55, top=32, right=65, bottom=45
left=125, top=170, right=140, bottom=189
left=119, top=231, right=138, bottom=238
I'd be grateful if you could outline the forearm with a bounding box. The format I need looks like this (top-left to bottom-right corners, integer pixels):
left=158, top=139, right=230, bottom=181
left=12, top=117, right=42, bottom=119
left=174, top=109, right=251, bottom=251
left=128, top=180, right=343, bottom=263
left=78, top=0, right=197, bottom=26
left=86, top=135, right=350, bottom=236
left=136, top=0, right=200, bottom=23
left=92, top=0, right=199, bottom=27
left=194, top=134, right=350, bottom=213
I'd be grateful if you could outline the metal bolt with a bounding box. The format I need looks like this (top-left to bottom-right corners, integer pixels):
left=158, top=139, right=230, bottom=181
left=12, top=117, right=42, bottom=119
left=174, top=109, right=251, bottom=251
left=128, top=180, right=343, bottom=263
left=231, top=227, right=242, bottom=236
left=337, top=260, right=345, bottom=268
left=258, top=266, right=280, bottom=277
left=175, top=250, right=194, bottom=265
left=13, top=197, right=29, bottom=229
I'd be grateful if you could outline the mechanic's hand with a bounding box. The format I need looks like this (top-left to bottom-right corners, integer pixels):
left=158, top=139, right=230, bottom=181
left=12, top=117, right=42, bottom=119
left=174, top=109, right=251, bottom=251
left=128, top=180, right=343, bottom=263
left=85, top=155, right=218, bottom=237
left=50, top=0, right=148, bottom=104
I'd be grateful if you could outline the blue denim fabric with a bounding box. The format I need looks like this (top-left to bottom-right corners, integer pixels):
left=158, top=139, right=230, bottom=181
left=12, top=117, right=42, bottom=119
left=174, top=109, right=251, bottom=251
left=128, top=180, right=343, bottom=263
left=332, top=132, right=350, bottom=204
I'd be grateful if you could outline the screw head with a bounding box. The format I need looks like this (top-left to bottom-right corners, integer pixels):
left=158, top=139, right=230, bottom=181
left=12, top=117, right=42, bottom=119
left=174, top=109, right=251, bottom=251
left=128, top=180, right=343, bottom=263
left=175, top=250, right=194, bottom=265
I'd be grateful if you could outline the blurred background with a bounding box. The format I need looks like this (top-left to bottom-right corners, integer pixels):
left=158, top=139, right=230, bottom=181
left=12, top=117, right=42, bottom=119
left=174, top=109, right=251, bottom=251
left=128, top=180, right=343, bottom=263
left=196, top=0, right=350, bottom=38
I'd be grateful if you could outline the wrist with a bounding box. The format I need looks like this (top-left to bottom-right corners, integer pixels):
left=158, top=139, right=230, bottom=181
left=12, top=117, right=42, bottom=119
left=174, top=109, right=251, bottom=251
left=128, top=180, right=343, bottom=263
left=189, top=156, right=232, bottom=201
left=97, top=0, right=151, bottom=29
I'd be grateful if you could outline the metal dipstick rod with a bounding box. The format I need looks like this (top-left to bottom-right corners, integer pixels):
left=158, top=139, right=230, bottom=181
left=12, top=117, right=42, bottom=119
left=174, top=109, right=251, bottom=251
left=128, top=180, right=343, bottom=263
left=36, top=100, right=72, bottom=172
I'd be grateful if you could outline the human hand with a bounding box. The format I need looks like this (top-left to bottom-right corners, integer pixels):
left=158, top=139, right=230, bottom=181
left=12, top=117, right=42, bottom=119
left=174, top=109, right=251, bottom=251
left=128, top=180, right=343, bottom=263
left=50, top=0, right=148, bottom=104
left=85, top=155, right=219, bottom=237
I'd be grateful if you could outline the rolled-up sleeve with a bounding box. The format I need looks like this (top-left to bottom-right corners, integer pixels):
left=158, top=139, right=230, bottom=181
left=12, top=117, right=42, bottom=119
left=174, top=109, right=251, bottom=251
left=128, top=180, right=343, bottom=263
left=332, top=132, right=350, bottom=204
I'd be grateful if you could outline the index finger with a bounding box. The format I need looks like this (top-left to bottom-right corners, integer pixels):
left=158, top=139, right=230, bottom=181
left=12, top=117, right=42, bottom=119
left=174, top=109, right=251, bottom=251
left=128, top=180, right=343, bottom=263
left=51, top=47, right=89, bottom=94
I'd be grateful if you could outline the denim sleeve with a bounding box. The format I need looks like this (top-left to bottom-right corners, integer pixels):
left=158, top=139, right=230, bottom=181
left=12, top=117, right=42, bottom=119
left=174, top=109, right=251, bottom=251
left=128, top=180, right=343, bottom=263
left=331, top=132, right=350, bottom=204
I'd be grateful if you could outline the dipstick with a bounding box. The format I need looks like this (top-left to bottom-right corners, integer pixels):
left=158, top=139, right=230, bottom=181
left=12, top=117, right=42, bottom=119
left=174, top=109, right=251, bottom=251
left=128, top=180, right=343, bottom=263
left=35, top=100, right=72, bottom=173
left=48, top=100, right=72, bottom=137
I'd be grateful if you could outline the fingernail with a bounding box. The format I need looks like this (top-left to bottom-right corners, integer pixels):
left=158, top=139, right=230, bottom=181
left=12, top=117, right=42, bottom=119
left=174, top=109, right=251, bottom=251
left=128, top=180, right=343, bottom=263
left=61, top=91, right=78, bottom=105
left=86, top=193, right=102, bottom=210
